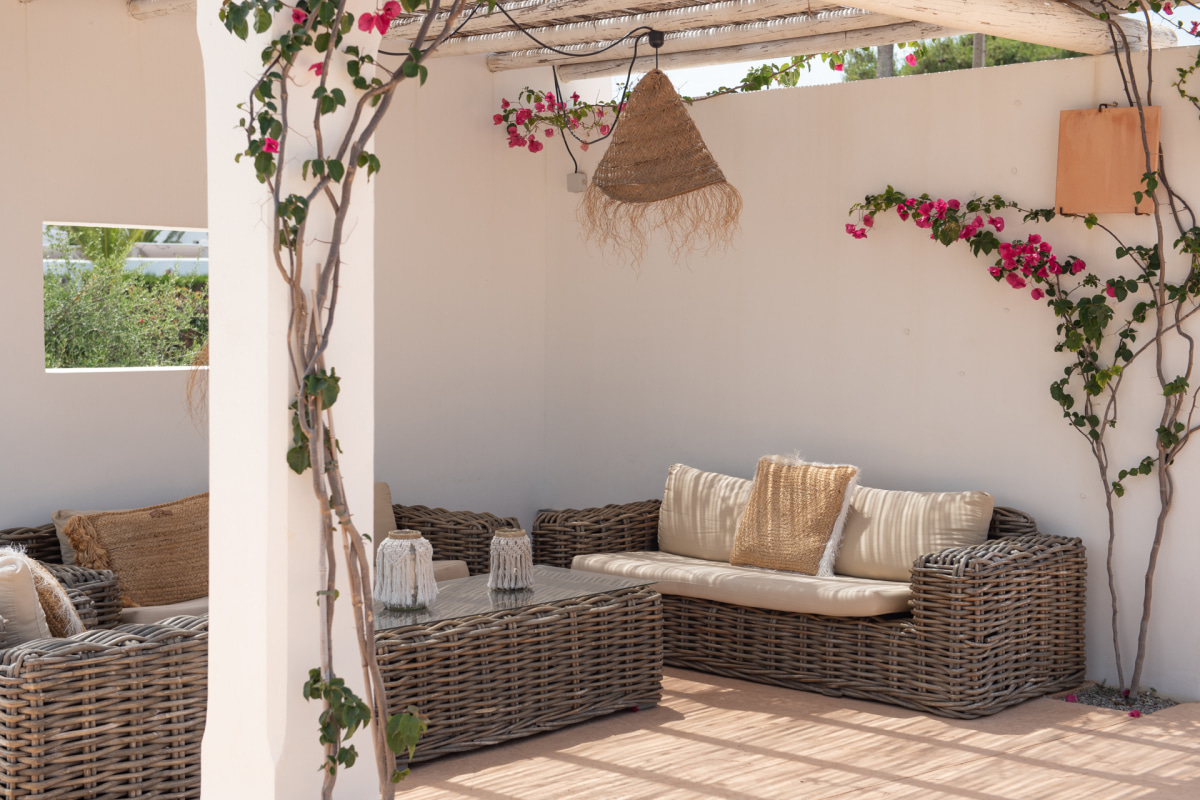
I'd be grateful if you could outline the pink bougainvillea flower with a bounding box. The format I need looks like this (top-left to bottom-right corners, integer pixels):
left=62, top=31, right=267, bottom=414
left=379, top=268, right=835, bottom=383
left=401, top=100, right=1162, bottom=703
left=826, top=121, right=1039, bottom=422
left=515, top=108, right=533, bottom=124
left=580, top=142, right=589, bottom=151
left=375, top=14, right=389, bottom=34
left=988, top=215, right=1005, bottom=232
left=905, top=53, right=917, bottom=67
left=1106, top=283, right=1117, bottom=297
left=853, top=228, right=868, bottom=239
left=948, top=199, right=962, bottom=210
left=1191, top=20, right=1199, bottom=36
left=382, top=1, right=403, bottom=20
left=544, top=128, right=554, bottom=137
left=1028, top=233, right=1041, bottom=245
left=501, top=98, right=510, bottom=110
left=1040, top=241, right=1053, bottom=253
left=534, top=102, right=546, bottom=112
left=1163, top=2, right=1173, bottom=14
left=292, top=8, right=308, bottom=25
left=1031, top=288, right=1045, bottom=300
left=1129, top=709, right=1142, bottom=717
left=833, top=62, right=844, bottom=71
left=845, top=223, right=858, bottom=236
left=988, top=266, right=1003, bottom=278
left=262, top=137, right=280, bottom=153
left=358, top=12, right=375, bottom=31
left=897, top=208, right=910, bottom=221
left=1064, top=694, right=1078, bottom=703
left=596, top=109, right=605, bottom=119
left=569, top=118, right=580, bottom=129
left=934, top=199, right=948, bottom=218
left=309, top=62, right=324, bottom=76
left=863, top=214, right=874, bottom=228
left=545, top=93, right=556, bottom=105
left=493, top=114, right=504, bottom=125
left=528, top=138, right=544, bottom=153
left=1006, top=272, right=1027, bottom=289
left=571, top=92, right=581, bottom=103
left=600, top=124, right=610, bottom=135
left=1071, top=259, right=1086, bottom=274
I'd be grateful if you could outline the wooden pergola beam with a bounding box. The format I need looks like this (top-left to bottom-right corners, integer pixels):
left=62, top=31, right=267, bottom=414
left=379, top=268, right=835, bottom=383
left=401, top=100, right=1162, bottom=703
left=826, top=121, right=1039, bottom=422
left=549, top=19, right=962, bottom=78
left=128, top=0, right=196, bottom=19
left=844, top=0, right=1174, bottom=55
left=486, top=8, right=916, bottom=70
left=386, top=0, right=840, bottom=40
left=434, top=4, right=900, bottom=59
left=429, top=1, right=891, bottom=58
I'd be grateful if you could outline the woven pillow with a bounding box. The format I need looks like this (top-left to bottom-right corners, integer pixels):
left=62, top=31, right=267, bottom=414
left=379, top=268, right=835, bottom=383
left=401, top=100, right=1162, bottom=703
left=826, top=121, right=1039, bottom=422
left=62, top=493, right=208, bottom=607
left=658, top=464, right=753, bottom=562
left=836, top=487, right=994, bottom=581
left=730, top=456, right=859, bottom=577
left=53, top=506, right=132, bottom=566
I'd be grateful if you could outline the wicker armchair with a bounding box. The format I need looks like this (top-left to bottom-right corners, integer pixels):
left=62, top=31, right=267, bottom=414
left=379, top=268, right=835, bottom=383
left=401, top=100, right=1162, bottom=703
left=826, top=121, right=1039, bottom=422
left=531, top=500, right=1087, bottom=719
left=0, top=615, right=208, bottom=798
left=392, top=505, right=520, bottom=575
left=0, top=525, right=122, bottom=630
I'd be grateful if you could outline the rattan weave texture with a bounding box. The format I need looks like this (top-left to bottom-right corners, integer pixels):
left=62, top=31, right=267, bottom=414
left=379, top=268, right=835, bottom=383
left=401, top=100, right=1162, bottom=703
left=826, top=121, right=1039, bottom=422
left=377, top=584, right=662, bottom=763
left=391, top=505, right=519, bottom=575
left=532, top=500, right=662, bottom=568
left=545, top=500, right=1085, bottom=718
left=0, top=615, right=208, bottom=799
left=46, top=564, right=122, bottom=630
left=0, top=524, right=62, bottom=564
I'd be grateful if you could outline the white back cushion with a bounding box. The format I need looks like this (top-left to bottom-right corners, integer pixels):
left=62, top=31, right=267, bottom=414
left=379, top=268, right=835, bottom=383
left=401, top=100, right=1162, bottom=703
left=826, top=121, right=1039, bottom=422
left=0, top=554, right=51, bottom=647
left=836, top=487, right=994, bottom=581
left=658, top=464, right=753, bottom=563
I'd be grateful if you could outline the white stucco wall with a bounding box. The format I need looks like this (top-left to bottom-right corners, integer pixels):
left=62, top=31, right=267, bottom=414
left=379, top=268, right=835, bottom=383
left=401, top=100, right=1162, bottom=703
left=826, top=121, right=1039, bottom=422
left=0, top=2, right=208, bottom=526
left=540, top=48, right=1200, bottom=699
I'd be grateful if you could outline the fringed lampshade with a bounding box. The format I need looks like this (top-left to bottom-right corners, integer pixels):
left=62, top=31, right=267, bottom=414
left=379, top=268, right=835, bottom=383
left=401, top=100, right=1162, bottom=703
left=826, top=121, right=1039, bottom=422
left=580, top=68, right=742, bottom=263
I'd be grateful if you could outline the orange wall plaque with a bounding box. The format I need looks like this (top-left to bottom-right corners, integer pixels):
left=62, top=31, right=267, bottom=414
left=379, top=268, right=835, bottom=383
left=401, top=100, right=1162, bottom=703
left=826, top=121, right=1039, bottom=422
left=1055, top=106, right=1161, bottom=215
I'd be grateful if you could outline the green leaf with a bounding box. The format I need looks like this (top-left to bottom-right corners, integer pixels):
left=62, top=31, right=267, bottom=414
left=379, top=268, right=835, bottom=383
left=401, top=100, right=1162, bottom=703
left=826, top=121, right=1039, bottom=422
left=287, top=444, right=311, bottom=474
left=402, top=60, right=419, bottom=79
left=315, top=32, right=331, bottom=53
left=327, top=159, right=345, bottom=183
left=385, top=709, right=427, bottom=759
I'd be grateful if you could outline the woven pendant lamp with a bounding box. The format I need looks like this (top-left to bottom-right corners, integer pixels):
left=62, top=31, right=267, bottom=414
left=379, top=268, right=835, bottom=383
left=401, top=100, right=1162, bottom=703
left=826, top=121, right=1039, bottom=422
left=580, top=68, right=742, bottom=263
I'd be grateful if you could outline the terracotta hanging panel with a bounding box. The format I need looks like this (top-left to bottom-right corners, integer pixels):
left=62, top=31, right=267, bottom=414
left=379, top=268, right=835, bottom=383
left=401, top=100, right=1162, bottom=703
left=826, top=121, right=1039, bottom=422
left=1055, top=106, right=1160, bottom=215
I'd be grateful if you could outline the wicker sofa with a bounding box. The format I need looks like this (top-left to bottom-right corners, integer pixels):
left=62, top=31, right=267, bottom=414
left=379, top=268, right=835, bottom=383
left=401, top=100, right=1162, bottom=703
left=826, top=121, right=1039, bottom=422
left=532, top=499, right=1087, bottom=719
left=0, top=523, right=208, bottom=799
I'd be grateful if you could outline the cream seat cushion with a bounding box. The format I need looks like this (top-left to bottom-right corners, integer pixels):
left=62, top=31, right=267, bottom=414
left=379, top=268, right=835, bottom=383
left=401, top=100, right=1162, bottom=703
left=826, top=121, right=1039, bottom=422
left=658, top=464, right=753, bottom=562
left=572, top=551, right=911, bottom=617
left=836, top=487, right=994, bottom=581
left=120, top=595, right=210, bottom=625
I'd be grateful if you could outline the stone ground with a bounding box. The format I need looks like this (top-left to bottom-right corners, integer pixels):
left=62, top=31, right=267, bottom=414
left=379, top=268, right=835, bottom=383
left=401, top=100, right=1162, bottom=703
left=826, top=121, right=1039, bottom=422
left=399, top=668, right=1200, bottom=799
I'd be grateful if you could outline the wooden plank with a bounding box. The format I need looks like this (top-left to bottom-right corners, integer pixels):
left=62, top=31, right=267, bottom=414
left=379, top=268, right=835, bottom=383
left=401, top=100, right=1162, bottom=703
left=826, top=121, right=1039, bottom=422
left=1055, top=106, right=1161, bottom=215
left=428, top=0, right=860, bottom=58
left=549, top=20, right=964, bottom=78
left=486, top=9, right=909, bottom=70
left=128, top=0, right=196, bottom=19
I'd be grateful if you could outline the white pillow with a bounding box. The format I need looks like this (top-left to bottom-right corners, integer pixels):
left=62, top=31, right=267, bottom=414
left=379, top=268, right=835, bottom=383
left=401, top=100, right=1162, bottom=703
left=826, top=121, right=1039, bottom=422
left=0, top=554, right=51, bottom=647
left=658, top=464, right=753, bottom=563
left=835, top=487, right=994, bottom=581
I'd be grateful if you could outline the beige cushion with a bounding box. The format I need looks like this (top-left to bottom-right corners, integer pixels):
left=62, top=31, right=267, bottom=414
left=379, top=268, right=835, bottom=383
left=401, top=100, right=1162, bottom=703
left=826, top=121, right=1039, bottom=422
left=731, top=456, right=859, bottom=577
left=120, top=595, right=210, bottom=625
left=63, top=493, right=209, bottom=607
left=433, top=560, right=469, bottom=582
left=658, top=464, right=752, bottom=562
left=836, top=487, right=994, bottom=581
left=573, top=551, right=911, bottom=617
left=374, top=482, right=396, bottom=542
left=0, top=554, right=52, bottom=646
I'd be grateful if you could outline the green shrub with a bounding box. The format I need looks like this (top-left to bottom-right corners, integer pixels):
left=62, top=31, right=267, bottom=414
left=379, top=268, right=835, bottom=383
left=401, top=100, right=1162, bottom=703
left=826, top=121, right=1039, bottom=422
left=43, top=227, right=208, bottom=368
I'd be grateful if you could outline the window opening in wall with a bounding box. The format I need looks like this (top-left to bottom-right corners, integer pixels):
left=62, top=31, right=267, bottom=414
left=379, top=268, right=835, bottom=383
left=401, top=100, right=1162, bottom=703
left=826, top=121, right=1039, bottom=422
left=43, top=223, right=208, bottom=370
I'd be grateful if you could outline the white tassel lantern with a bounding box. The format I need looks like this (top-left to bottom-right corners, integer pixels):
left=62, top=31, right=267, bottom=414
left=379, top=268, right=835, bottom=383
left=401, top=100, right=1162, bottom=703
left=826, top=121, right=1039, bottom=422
left=487, top=528, right=534, bottom=590
left=374, top=530, right=438, bottom=610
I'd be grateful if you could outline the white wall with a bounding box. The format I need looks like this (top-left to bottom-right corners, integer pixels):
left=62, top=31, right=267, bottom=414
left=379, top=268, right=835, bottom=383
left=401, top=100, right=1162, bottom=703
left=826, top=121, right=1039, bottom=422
left=0, top=2, right=209, bottom=526
left=541, top=49, right=1200, bottom=699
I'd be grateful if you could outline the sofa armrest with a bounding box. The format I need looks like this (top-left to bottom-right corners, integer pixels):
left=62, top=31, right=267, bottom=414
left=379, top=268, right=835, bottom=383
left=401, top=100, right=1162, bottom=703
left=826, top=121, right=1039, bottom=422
left=532, top=500, right=662, bottom=568
left=908, top=533, right=1087, bottom=672
left=0, top=523, right=63, bottom=564
left=62, top=587, right=99, bottom=630
left=44, top=563, right=123, bottom=630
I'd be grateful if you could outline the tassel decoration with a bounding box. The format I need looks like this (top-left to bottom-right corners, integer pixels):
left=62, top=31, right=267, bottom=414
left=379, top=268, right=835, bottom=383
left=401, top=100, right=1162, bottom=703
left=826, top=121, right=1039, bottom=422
left=375, top=530, right=438, bottom=610
left=487, top=529, right=534, bottom=591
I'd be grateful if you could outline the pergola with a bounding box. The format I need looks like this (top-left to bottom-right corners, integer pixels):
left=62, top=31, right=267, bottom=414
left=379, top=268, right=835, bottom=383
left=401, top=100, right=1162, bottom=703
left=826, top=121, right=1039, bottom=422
left=132, top=0, right=1175, bottom=79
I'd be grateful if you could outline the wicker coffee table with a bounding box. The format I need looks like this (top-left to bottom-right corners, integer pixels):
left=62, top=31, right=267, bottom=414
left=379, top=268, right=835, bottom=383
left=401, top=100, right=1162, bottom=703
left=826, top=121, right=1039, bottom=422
left=374, top=565, right=663, bottom=763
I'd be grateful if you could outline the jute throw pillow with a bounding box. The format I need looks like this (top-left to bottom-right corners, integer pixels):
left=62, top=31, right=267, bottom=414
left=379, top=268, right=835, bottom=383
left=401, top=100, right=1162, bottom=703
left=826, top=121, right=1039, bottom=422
left=730, top=456, right=859, bottom=577
left=62, top=493, right=208, bottom=608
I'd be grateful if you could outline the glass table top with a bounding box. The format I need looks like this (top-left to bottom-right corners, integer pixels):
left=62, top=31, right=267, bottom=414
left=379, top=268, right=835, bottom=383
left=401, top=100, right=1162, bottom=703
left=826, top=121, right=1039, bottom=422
left=374, top=565, right=656, bottom=631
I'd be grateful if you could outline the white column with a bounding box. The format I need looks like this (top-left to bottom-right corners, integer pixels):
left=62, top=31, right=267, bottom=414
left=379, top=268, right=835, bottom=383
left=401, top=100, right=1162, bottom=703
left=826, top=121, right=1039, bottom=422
left=196, top=3, right=377, bottom=797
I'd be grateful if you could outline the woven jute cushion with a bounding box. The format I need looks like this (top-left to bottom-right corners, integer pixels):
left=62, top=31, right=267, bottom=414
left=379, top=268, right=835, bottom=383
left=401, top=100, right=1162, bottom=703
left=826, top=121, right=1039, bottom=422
left=731, top=456, right=859, bottom=577
left=62, top=493, right=208, bottom=607
left=658, top=464, right=752, bottom=562
left=836, top=487, right=994, bottom=581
